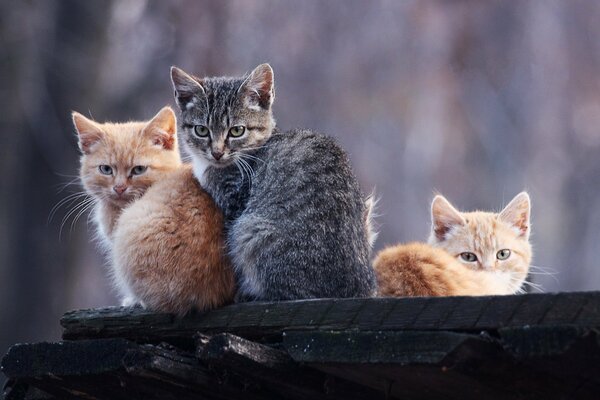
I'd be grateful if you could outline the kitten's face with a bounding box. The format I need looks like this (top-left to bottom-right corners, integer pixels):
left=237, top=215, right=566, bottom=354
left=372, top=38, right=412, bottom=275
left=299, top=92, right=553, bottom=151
left=429, top=193, right=532, bottom=292
left=170, top=64, right=275, bottom=168
left=73, top=107, right=181, bottom=208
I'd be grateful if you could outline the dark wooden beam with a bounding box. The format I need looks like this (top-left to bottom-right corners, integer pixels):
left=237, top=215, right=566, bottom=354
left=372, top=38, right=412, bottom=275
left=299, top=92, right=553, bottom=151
left=61, top=292, right=600, bottom=343
left=281, top=328, right=600, bottom=399
left=1, top=339, right=282, bottom=400
left=197, top=333, right=382, bottom=400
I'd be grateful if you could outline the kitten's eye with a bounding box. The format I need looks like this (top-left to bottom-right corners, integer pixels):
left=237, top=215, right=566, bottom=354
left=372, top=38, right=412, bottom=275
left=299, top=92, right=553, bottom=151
left=98, top=165, right=113, bottom=175
left=228, top=125, right=246, bottom=138
left=460, top=252, right=478, bottom=262
left=131, top=166, right=147, bottom=176
left=497, top=249, right=511, bottom=260
left=193, top=125, right=210, bottom=138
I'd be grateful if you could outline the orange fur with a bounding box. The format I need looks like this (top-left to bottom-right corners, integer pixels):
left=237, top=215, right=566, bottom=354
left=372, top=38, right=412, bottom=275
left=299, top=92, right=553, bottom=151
left=374, top=193, right=532, bottom=297
left=74, top=107, right=234, bottom=313
left=113, top=165, right=235, bottom=315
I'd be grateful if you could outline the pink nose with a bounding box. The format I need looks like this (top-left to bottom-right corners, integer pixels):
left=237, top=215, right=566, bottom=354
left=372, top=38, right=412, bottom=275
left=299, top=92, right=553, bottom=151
left=211, top=150, right=224, bottom=160
left=113, top=185, right=127, bottom=195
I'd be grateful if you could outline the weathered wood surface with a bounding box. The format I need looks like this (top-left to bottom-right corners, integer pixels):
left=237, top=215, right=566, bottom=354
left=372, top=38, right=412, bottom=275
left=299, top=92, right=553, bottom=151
left=4, top=292, right=600, bottom=399
left=197, top=333, right=380, bottom=400
left=1, top=337, right=376, bottom=400
left=282, top=328, right=600, bottom=399
left=61, top=292, right=600, bottom=343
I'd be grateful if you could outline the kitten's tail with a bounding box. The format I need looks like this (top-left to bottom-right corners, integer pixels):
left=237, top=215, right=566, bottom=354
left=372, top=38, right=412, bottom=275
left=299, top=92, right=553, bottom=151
left=364, top=190, right=379, bottom=248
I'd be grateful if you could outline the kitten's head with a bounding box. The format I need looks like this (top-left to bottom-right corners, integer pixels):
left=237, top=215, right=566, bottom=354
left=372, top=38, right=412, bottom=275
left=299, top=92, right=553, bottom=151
left=428, top=192, right=532, bottom=292
left=170, top=64, right=275, bottom=168
left=73, top=106, right=181, bottom=208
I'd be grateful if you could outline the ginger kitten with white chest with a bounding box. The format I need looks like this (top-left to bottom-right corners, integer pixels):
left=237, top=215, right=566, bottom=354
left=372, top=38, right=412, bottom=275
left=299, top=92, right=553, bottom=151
left=73, top=107, right=235, bottom=314
left=73, top=107, right=181, bottom=249
left=374, top=193, right=532, bottom=297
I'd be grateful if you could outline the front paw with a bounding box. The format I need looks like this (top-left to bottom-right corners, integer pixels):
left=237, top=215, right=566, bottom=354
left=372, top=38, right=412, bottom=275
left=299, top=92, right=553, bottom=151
left=121, top=297, right=145, bottom=308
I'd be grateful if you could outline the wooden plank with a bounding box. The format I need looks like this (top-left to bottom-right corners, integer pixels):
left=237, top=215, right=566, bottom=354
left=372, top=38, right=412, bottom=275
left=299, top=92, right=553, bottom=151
left=475, top=295, right=526, bottom=329
left=353, top=298, right=398, bottom=329
left=378, top=297, right=431, bottom=330
left=438, top=295, right=492, bottom=329
left=506, top=294, right=555, bottom=326
left=540, top=292, right=589, bottom=325
left=574, top=292, right=600, bottom=326
left=61, top=293, right=600, bottom=343
left=412, top=297, right=462, bottom=329
left=283, top=330, right=489, bottom=364
left=498, top=326, right=600, bottom=359
left=1, top=339, right=278, bottom=400
left=198, top=333, right=381, bottom=400
left=318, top=299, right=365, bottom=330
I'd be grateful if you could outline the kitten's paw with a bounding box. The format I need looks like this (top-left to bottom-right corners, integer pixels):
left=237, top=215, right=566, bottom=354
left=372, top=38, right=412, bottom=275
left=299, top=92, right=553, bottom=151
left=121, top=297, right=145, bottom=308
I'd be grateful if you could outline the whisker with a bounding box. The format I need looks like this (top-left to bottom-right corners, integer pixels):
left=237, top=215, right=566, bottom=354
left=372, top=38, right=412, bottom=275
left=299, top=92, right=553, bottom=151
left=54, top=177, right=82, bottom=193
left=238, top=158, right=253, bottom=185
left=529, top=265, right=559, bottom=274
left=48, top=192, right=89, bottom=224
left=233, top=159, right=246, bottom=185
left=59, top=197, right=95, bottom=241
left=70, top=198, right=97, bottom=234
left=238, top=152, right=266, bottom=165
left=521, top=280, right=545, bottom=293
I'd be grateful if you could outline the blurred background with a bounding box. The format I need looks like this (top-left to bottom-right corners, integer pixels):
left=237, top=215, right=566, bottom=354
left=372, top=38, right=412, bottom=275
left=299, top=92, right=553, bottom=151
left=2, top=0, right=600, bottom=384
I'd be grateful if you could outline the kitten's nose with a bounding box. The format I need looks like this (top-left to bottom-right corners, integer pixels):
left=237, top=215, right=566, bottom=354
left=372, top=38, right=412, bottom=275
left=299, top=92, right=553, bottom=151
left=113, top=185, right=127, bottom=195
left=211, top=150, right=224, bottom=160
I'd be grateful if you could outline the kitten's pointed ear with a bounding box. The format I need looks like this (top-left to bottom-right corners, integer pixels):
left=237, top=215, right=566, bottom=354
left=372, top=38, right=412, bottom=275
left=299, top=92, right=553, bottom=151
left=239, top=63, right=274, bottom=110
left=499, top=192, right=531, bottom=239
left=431, top=195, right=465, bottom=241
left=143, top=106, right=177, bottom=150
left=72, top=111, right=104, bottom=154
left=170, top=66, right=205, bottom=111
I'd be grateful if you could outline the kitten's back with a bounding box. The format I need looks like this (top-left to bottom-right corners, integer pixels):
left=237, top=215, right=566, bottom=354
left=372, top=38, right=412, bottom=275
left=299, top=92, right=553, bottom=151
left=374, top=242, right=493, bottom=297
left=224, top=129, right=376, bottom=300
left=113, top=165, right=235, bottom=314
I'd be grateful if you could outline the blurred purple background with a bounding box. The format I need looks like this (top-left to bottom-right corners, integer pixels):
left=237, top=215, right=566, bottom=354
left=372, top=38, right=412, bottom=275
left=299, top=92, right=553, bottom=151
left=2, top=0, right=600, bottom=384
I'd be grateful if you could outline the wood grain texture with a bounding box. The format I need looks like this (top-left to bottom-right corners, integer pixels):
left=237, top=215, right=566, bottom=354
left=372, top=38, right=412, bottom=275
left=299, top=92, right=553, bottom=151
left=61, top=292, right=600, bottom=342
left=5, top=292, right=600, bottom=399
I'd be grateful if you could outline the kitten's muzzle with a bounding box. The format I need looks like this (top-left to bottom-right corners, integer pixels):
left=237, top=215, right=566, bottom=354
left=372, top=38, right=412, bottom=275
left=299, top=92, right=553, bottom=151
left=113, top=184, right=128, bottom=195
left=211, top=150, right=224, bottom=160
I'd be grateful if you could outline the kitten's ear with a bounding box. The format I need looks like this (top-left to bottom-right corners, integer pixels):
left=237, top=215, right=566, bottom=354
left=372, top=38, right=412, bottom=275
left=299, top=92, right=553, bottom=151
left=431, top=195, right=465, bottom=241
left=170, top=66, right=205, bottom=110
left=72, top=112, right=104, bottom=154
left=143, top=106, right=177, bottom=150
left=239, top=63, right=274, bottom=110
left=499, top=192, right=531, bottom=239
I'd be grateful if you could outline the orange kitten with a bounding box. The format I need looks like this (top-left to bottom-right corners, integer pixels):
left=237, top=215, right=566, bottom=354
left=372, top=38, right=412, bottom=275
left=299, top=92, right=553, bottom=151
left=374, top=192, right=532, bottom=296
left=74, top=107, right=234, bottom=313
left=73, top=107, right=181, bottom=250
left=113, top=165, right=235, bottom=315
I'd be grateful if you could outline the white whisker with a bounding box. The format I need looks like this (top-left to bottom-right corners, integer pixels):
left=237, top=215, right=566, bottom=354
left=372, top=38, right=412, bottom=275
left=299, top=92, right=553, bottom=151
left=48, top=192, right=89, bottom=224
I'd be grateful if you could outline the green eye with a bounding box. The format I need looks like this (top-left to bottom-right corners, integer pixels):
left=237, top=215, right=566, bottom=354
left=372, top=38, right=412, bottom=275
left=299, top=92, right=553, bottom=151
left=229, top=125, right=246, bottom=138
left=497, top=249, right=511, bottom=260
left=131, top=166, right=147, bottom=176
left=98, top=165, right=113, bottom=175
left=194, top=125, right=209, bottom=138
left=460, top=252, right=478, bottom=262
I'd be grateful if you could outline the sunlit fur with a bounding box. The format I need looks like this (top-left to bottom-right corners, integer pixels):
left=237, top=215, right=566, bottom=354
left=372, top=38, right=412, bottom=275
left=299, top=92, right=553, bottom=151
left=74, top=108, right=235, bottom=313
left=374, top=192, right=532, bottom=296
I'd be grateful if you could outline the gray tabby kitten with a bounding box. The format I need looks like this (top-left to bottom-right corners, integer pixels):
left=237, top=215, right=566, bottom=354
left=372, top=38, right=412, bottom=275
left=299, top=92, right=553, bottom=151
left=170, top=64, right=376, bottom=300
